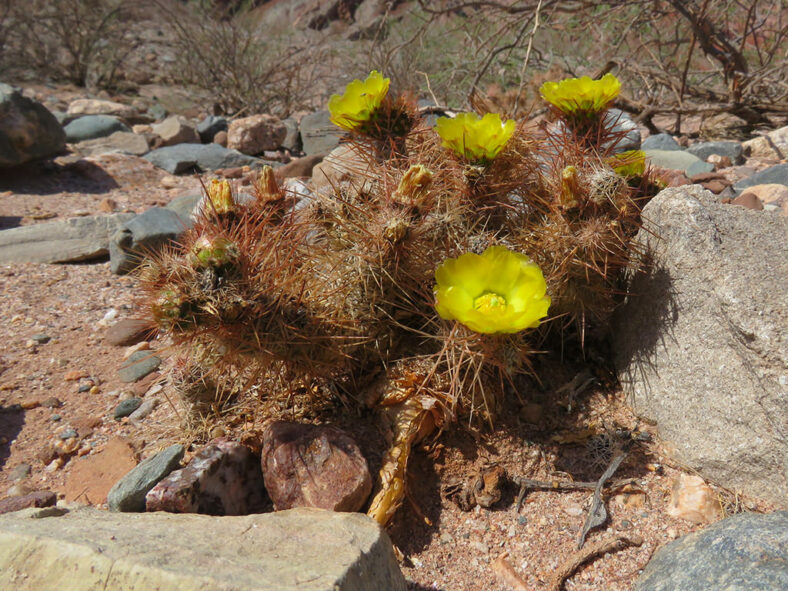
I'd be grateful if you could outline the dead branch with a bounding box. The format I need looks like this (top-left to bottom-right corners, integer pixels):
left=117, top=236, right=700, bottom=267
left=547, top=534, right=644, bottom=591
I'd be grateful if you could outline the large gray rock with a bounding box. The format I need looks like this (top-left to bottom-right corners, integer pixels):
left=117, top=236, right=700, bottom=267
left=0, top=83, right=65, bottom=167
left=0, top=214, right=135, bottom=264
left=634, top=511, right=788, bottom=591
left=144, top=143, right=260, bottom=174
left=108, top=444, right=184, bottom=512
left=64, top=115, right=130, bottom=143
left=72, top=131, right=149, bottom=157
left=603, top=108, right=641, bottom=152
left=300, top=110, right=343, bottom=156
left=613, top=185, right=787, bottom=506
left=687, top=140, right=743, bottom=164
left=110, top=206, right=190, bottom=274
left=642, top=133, right=681, bottom=151
left=196, top=115, right=228, bottom=143
left=645, top=149, right=714, bottom=175
left=733, top=163, right=788, bottom=194
left=0, top=506, right=406, bottom=591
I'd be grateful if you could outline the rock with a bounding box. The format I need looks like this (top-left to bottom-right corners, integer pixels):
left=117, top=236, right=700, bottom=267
left=275, top=153, right=324, bottom=178
left=165, top=192, right=203, bottom=219
left=146, top=439, right=266, bottom=515
left=72, top=131, right=149, bottom=157
left=227, top=114, right=287, bottom=155
left=0, top=213, right=135, bottom=264
left=114, top=397, right=143, bottom=419
left=152, top=115, right=200, bottom=147
left=0, top=506, right=406, bottom=591
left=107, top=444, right=184, bottom=512
left=66, top=98, right=137, bottom=122
left=146, top=103, right=167, bottom=122
left=144, top=143, right=259, bottom=174
left=64, top=437, right=138, bottom=505
left=261, top=422, right=372, bottom=513
left=213, top=130, right=228, bottom=147
left=731, top=192, right=764, bottom=210
left=0, top=83, right=66, bottom=167
left=312, top=144, right=373, bottom=197
left=742, top=126, right=788, bottom=160
left=634, top=511, right=788, bottom=591
left=613, top=185, right=788, bottom=506
left=64, top=115, right=130, bottom=143
left=7, top=464, right=31, bottom=482
left=706, top=153, right=732, bottom=169
left=300, top=110, right=344, bottom=156
left=117, top=351, right=161, bottom=383
left=128, top=398, right=158, bottom=422
left=732, top=163, right=788, bottom=194
left=642, top=133, right=681, bottom=151
left=196, top=115, right=228, bottom=143
left=109, top=206, right=190, bottom=274
left=645, top=149, right=713, bottom=175
left=651, top=166, right=691, bottom=187
left=281, top=117, right=301, bottom=151
left=737, top=184, right=788, bottom=208
left=666, top=474, right=723, bottom=524
left=0, top=491, right=56, bottom=515
left=105, top=317, right=154, bottom=346
left=687, top=140, right=743, bottom=164
left=603, top=108, right=641, bottom=152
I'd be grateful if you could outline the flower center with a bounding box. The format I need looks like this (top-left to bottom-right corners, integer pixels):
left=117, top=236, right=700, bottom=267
left=473, top=292, right=507, bottom=314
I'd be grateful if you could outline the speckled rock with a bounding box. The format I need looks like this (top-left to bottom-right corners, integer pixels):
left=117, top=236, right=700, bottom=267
left=145, top=439, right=267, bottom=515
left=108, top=444, right=184, bottom=512
left=261, top=422, right=372, bottom=512
left=117, top=351, right=161, bottom=383
left=227, top=114, right=287, bottom=155
left=0, top=83, right=65, bottom=167
left=634, top=511, right=788, bottom=591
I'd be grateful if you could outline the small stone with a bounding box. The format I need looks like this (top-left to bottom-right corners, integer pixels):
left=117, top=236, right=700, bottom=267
left=703, top=180, right=728, bottom=194
left=31, top=334, right=51, bottom=344
left=98, top=198, right=118, bottom=213
left=227, top=114, right=287, bottom=155
left=564, top=504, right=584, bottom=517
left=77, top=383, right=91, bottom=393
left=42, top=397, right=62, bottom=408
left=128, top=398, right=159, bottom=422
left=0, top=491, right=57, bottom=514
left=160, top=175, right=179, bottom=189
left=50, top=414, right=62, bottom=422
left=114, top=397, right=143, bottom=420
left=20, top=399, right=40, bottom=410
left=6, top=483, right=32, bottom=497
left=107, top=444, right=184, bottom=512
left=261, top=422, right=372, bottom=513
left=45, top=458, right=65, bottom=472
left=89, top=385, right=100, bottom=395
left=213, top=130, right=228, bottom=147
left=731, top=192, right=764, bottom=210
left=666, top=473, right=723, bottom=524
left=64, top=370, right=89, bottom=381
left=132, top=371, right=161, bottom=396
left=59, top=428, right=78, bottom=440
left=118, top=351, right=161, bottom=383
left=707, top=154, right=732, bottom=169
left=8, top=463, right=32, bottom=481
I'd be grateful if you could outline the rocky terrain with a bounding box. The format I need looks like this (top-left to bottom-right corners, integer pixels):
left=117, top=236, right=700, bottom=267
left=1, top=61, right=787, bottom=591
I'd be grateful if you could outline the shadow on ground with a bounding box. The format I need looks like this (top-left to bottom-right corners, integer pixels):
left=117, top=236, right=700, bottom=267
left=0, top=159, right=119, bottom=195
left=0, top=406, right=26, bottom=472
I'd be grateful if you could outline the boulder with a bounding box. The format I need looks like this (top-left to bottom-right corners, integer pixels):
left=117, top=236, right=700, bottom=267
left=107, top=444, right=184, bottom=512
left=66, top=98, right=137, bottom=122
left=300, top=110, right=343, bottom=155
left=634, top=511, right=788, bottom=591
left=109, top=206, right=189, bottom=274
left=64, top=115, right=130, bottom=143
left=613, top=185, right=787, bottom=506
left=0, top=213, right=135, bottom=264
left=312, top=144, right=373, bottom=197
left=641, top=133, right=681, bottom=151
left=152, top=115, right=200, bottom=146
left=146, top=439, right=267, bottom=515
left=603, top=108, right=641, bottom=152
left=0, top=83, right=65, bottom=167
left=227, top=114, right=287, bottom=155
left=0, top=506, right=406, bottom=591
left=687, top=140, right=743, bottom=164
left=644, top=149, right=714, bottom=175
left=196, top=115, right=228, bottom=143
left=742, top=126, right=788, bottom=160
left=261, top=422, right=372, bottom=513
left=281, top=117, right=301, bottom=151
left=144, top=143, right=260, bottom=174
left=732, top=163, right=788, bottom=195
left=71, top=131, right=149, bottom=157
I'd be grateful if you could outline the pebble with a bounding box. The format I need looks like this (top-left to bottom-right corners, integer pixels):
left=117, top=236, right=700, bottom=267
left=106, top=318, right=154, bottom=347
left=89, top=385, right=100, bottom=395
left=77, top=384, right=92, bottom=393
left=122, top=341, right=150, bottom=360
left=45, top=458, right=64, bottom=472
left=107, top=444, right=184, bottom=512
left=98, top=308, right=119, bottom=326
left=128, top=398, right=159, bottom=422
left=118, top=351, right=161, bottom=383
left=31, top=334, right=51, bottom=344
left=8, top=463, right=32, bottom=481
left=42, top=397, right=62, bottom=408
left=59, top=428, right=78, bottom=440
left=64, top=370, right=89, bottom=381
left=50, top=414, right=62, bottom=422
left=114, top=397, right=143, bottom=420
left=20, top=399, right=41, bottom=410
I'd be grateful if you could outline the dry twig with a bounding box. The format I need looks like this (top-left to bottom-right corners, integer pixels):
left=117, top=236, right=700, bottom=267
left=548, top=534, right=644, bottom=591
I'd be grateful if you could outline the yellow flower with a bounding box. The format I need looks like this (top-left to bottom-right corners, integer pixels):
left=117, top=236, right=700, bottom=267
left=207, top=179, right=234, bottom=214
left=435, top=112, right=516, bottom=163
left=434, top=246, right=551, bottom=334
left=328, top=70, right=390, bottom=131
left=608, top=150, right=646, bottom=177
left=540, top=73, right=621, bottom=115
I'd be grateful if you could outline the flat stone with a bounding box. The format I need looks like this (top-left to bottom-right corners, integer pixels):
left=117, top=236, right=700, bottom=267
left=0, top=491, right=56, bottom=515
left=64, top=437, right=138, bottom=505
left=117, top=351, right=161, bottom=383
left=105, top=317, right=154, bottom=346
left=0, top=506, right=406, bottom=591
left=114, top=397, right=143, bottom=419
left=300, top=110, right=343, bottom=156
left=733, top=163, right=788, bottom=194
left=64, top=115, right=130, bottom=143
left=613, top=185, right=787, bottom=506
left=261, top=422, right=372, bottom=512
left=110, top=206, right=189, bottom=274
left=687, top=140, right=743, bottom=163
left=146, top=439, right=266, bottom=515
left=0, top=213, right=136, bottom=264
left=72, top=131, right=149, bottom=157
left=108, top=444, right=184, bottom=512
left=66, top=98, right=137, bottom=121
left=642, top=133, right=681, bottom=151
left=634, top=511, right=788, bottom=591
left=0, top=83, right=66, bottom=167
left=144, top=143, right=260, bottom=174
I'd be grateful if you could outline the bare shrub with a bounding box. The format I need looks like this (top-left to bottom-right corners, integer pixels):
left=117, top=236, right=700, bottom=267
left=0, top=0, right=143, bottom=89
left=156, top=1, right=335, bottom=117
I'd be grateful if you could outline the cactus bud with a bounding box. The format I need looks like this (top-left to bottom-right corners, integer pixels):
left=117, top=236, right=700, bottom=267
left=190, top=235, right=239, bottom=268
left=392, top=164, right=433, bottom=208
left=560, top=165, right=580, bottom=209
left=256, top=165, right=281, bottom=204
left=207, top=179, right=234, bottom=214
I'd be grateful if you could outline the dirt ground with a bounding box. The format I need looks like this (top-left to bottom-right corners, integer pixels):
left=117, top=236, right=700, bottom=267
left=0, top=155, right=776, bottom=591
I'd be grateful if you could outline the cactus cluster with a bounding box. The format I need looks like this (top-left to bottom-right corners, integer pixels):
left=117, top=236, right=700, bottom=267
left=140, top=70, right=659, bottom=525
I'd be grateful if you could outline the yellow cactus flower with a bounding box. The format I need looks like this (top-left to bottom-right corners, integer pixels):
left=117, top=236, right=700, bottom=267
left=540, top=73, right=621, bottom=116
left=328, top=70, right=390, bottom=131
left=434, top=246, right=551, bottom=334
left=608, top=150, right=646, bottom=177
left=435, top=112, right=516, bottom=163
left=207, top=179, right=234, bottom=214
